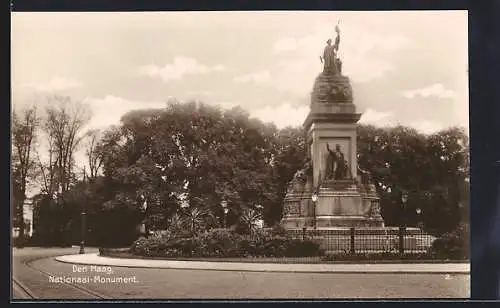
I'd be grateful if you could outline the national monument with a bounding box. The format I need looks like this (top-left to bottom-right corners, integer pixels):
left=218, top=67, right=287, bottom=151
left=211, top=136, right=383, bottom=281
left=281, top=23, right=385, bottom=230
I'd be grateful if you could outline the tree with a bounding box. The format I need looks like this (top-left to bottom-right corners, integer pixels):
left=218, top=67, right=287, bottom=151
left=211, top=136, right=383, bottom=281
left=84, top=129, right=105, bottom=180
left=96, top=109, right=174, bottom=245
left=423, top=127, right=469, bottom=233
left=98, top=101, right=281, bottom=234
left=31, top=193, right=58, bottom=246
left=43, top=96, right=92, bottom=194
left=357, top=124, right=469, bottom=234
left=98, top=101, right=308, bottom=232
left=39, top=96, right=92, bottom=245
left=265, top=126, right=306, bottom=225
left=94, top=100, right=468, bottom=239
left=12, top=105, right=40, bottom=244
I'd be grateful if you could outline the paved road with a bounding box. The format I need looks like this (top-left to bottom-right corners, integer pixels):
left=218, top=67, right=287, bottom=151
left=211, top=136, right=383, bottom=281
left=13, top=248, right=470, bottom=300
left=12, top=247, right=101, bottom=300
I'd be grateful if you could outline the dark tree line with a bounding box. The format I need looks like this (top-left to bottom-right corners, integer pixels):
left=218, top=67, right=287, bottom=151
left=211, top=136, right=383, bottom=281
left=357, top=125, right=469, bottom=234
left=25, top=100, right=469, bottom=246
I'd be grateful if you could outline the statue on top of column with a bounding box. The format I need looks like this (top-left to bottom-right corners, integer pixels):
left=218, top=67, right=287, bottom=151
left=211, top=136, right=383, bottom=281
left=320, top=20, right=342, bottom=75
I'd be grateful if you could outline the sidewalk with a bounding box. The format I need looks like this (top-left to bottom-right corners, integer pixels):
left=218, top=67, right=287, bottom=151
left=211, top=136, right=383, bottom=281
left=56, top=253, right=470, bottom=274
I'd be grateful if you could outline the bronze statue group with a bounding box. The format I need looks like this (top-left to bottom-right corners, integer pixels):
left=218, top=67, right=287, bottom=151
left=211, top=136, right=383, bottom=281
left=320, top=23, right=343, bottom=76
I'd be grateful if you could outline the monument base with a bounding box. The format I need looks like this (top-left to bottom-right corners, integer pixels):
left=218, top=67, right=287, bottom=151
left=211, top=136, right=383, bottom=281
left=281, top=215, right=384, bottom=229
left=282, top=179, right=385, bottom=229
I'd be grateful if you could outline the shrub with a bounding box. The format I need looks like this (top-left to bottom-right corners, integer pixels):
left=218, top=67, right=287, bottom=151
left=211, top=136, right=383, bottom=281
left=166, top=238, right=198, bottom=257
left=270, top=224, right=288, bottom=237
left=129, top=229, right=323, bottom=258
left=236, top=208, right=263, bottom=235
left=284, top=238, right=324, bottom=257
left=195, top=229, right=244, bottom=257
left=130, top=232, right=177, bottom=256
left=129, top=236, right=148, bottom=254
left=428, top=223, right=469, bottom=260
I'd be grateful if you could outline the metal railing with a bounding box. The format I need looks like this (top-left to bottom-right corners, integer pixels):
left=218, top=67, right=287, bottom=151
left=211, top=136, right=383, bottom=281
left=286, top=227, right=437, bottom=255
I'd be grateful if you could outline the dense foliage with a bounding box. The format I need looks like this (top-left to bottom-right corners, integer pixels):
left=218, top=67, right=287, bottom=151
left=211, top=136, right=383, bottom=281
left=357, top=125, right=469, bottom=235
left=129, top=229, right=323, bottom=258
left=428, top=222, right=469, bottom=260
left=27, top=100, right=469, bottom=247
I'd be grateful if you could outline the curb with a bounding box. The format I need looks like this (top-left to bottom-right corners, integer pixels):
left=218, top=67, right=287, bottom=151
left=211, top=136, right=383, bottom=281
left=99, top=252, right=470, bottom=265
left=55, top=254, right=470, bottom=275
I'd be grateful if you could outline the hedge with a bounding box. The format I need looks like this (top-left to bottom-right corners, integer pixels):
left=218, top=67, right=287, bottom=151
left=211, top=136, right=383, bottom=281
left=130, top=229, right=324, bottom=258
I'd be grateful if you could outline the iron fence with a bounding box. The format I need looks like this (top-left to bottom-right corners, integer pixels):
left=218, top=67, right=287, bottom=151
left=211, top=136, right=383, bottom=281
left=285, top=227, right=437, bottom=255
left=101, top=226, right=470, bottom=264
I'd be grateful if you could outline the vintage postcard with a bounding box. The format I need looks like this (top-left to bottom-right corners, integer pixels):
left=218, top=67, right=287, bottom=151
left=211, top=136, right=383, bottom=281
left=11, top=11, right=469, bottom=300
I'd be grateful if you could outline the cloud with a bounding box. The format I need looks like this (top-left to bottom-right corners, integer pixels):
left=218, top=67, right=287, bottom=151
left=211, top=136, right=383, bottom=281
left=215, top=101, right=237, bottom=110
left=408, top=120, right=444, bottom=134
left=23, top=76, right=82, bottom=92
left=273, top=37, right=298, bottom=53
left=402, top=83, right=457, bottom=99
left=83, top=95, right=166, bottom=129
left=139, top=56, right=226, bottom=82
left=83, top=95, right=241, bottom=130
left=359, top=108, right=445, bottom=134
left=359, top=108, right=396, bottom=126
left=234, top=70, right=271, bottom=84
left=250, top=103, right=308, bottom=128
left=270, top=21, right=413, bottom=92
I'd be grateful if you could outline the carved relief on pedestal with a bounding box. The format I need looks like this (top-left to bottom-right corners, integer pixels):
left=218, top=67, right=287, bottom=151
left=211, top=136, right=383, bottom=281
left=286, top=158, right=313, bottom=195
left=369, top=200, right=381, bottom=218
left=283, top=202, right=291, bottom=216
left=312, top=75, right=353, bottom=104
left=284, top=201, right=301, bottom=216
left=300, top=198, right=310, bottom=216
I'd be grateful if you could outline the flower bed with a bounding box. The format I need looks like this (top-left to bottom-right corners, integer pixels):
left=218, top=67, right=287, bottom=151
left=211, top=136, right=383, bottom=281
left=129, top=229, right=324, bottom=258
left=99, top=247, right=468, bottom=264
left=99, top=224, right=469, bottom=263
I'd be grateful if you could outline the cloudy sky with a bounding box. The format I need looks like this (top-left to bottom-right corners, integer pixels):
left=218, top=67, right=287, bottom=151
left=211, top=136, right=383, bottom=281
left=12, top=11, right=468, bottom=135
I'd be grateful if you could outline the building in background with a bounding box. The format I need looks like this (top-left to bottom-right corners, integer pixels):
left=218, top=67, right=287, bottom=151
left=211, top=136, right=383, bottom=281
left=12, top=199, right=33, bottom=238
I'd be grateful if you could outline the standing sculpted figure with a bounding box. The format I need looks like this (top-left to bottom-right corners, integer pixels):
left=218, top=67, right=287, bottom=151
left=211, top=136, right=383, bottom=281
left=320, top=22, right=342, bottom=75
left=325, top=143, right=348, bottom=180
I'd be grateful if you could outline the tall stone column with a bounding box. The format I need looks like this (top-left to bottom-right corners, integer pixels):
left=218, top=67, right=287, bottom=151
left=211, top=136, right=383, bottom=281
left=282, top=24, right=384, bottom=229
left=282, top=72, right=384, bottom=229
left=304, top=74, right=359, bottom=188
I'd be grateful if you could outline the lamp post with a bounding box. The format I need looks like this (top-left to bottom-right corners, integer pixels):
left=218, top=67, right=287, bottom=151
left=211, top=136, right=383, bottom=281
left=311, top=193, right=318, bottom=230
left=140, top=194, right=149, bottom=237
left=401, top=191, right=408, bottom=227
left=397, top=191, right=409, bottom=255
left=416, top=208, right=423, bottom=229
left=79, top=167, right=87, bottom=255
left=221, top=200, right=229, bottom=229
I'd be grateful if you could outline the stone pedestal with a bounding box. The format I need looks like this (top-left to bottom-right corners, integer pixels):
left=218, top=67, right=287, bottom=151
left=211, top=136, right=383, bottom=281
left=282, top=71, right=384, bottom=230
left=314, top=180, right=384, bottom=228
left=282, top=180, right=384, bottom=229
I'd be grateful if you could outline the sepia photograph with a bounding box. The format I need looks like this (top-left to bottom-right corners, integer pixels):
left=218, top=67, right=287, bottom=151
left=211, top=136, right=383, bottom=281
left=11, top=10, right=470, bottom=300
